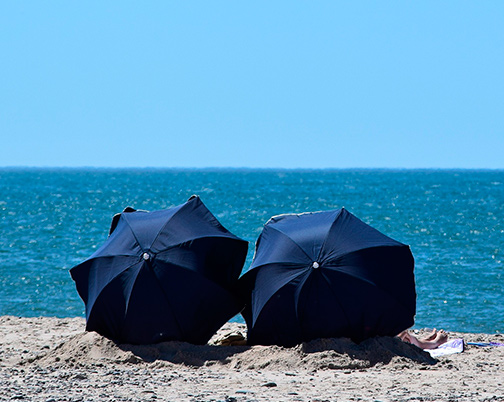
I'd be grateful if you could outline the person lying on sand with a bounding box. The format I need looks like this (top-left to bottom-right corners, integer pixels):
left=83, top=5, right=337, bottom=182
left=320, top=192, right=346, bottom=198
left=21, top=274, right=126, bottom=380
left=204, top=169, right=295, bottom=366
left=397, top=328, right=448, bottom=349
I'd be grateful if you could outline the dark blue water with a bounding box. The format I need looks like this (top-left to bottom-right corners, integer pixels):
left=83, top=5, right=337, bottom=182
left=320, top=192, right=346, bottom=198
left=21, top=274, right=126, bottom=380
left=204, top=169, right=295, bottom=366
left=0, top=168, right=502, bottom=333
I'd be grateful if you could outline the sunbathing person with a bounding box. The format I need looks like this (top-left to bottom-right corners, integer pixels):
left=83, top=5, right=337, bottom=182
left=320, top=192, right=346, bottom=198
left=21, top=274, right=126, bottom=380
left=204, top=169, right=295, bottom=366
left=398, top=328, right=448, bottom=349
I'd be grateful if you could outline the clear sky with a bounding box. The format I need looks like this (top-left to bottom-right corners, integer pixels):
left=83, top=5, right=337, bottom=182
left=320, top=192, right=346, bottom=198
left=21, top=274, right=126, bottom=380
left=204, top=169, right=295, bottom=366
left=1, top=2, right=503, bottom=169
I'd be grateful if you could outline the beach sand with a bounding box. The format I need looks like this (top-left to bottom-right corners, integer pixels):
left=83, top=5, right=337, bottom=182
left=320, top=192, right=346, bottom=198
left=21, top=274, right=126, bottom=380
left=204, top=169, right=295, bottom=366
left=1, top=316, right=503, bottom=401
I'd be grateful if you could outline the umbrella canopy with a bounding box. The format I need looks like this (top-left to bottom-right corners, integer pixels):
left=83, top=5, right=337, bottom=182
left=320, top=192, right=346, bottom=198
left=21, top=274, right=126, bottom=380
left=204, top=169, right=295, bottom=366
left=70, top=195, right=248, bottom=345
left=239, top=208, right=416, bottom=347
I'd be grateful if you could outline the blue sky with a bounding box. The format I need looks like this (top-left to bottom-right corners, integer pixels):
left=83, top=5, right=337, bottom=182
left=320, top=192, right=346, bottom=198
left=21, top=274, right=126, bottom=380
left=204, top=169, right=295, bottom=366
left=1, top=2, right=503, bottom=169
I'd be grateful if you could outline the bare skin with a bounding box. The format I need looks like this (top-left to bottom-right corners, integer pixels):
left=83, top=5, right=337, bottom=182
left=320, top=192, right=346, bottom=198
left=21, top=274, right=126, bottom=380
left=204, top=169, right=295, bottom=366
left=398, top=328, right=448, bottom=349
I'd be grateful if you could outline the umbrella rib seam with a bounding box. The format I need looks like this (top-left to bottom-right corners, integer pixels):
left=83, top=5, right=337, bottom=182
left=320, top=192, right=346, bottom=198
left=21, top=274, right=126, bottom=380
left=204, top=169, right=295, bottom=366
left=121, top=216, right=145, bottom=253
left=323, top=264, right=415, bottom=319
left=319, top=269, right=354, bottom=330
left=86, top=258, right=141, bottom=320
left=267, top=226, right=314, bottom=263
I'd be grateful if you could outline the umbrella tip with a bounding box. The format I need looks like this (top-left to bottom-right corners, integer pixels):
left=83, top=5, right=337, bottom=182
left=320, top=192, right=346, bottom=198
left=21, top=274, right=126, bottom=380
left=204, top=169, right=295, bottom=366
left=312, top=261, right=320, bottom=269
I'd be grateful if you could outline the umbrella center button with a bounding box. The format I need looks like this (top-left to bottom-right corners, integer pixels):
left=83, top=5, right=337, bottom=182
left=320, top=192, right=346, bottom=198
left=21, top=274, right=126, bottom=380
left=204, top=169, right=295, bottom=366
left=142, top=252, right=150, bottom=261
left=312, top=262, right=320, bottom=269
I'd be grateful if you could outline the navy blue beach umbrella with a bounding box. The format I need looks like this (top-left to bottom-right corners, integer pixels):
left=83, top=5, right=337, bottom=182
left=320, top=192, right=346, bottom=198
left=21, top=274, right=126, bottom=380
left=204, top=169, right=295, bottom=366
left=239, top=208, right=416, bottom=347
left=70, top=196, right=248, bottom=345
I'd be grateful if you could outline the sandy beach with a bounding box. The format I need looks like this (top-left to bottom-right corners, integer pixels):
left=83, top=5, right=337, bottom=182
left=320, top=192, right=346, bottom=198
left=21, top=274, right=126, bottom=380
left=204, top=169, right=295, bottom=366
left=1, top=316, right=503, bottom=402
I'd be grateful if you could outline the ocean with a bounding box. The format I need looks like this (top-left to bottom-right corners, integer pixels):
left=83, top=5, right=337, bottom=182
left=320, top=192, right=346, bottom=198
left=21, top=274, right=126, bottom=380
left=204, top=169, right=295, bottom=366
left=0, top=168, right=502, bottom=334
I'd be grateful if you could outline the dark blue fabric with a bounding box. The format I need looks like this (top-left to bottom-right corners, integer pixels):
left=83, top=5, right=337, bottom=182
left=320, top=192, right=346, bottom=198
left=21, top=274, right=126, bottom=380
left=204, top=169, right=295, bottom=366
left=70, top=196, right=248, bottom=345
left=239, top=208, right=416, bottom=346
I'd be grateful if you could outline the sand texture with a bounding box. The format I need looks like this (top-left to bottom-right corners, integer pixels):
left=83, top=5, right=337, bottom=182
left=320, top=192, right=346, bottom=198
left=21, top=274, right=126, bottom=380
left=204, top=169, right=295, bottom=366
left=1, top=316, right=503, bottom=401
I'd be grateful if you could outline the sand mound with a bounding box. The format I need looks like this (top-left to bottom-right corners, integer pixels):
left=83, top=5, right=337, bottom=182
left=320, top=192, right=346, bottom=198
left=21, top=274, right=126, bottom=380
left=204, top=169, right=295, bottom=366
left=34, top=328, right=435, bottom=371
left=218, top=336, right=435, bottom=371
left=35, top=331, right=142, bottom=366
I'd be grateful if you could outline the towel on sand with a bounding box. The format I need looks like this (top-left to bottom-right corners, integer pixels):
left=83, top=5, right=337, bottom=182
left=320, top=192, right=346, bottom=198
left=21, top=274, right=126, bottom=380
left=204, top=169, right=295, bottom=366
left=425, top=338, right=464, bottom=357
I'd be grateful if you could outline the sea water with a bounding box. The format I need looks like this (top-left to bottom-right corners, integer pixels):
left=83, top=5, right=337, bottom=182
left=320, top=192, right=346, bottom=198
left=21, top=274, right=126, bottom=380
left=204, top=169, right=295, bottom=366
left=0, top=168, right=502, bottom=334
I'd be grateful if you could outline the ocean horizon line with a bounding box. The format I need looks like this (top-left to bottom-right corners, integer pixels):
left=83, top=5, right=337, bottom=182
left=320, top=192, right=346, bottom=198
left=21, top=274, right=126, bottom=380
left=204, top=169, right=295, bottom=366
left=1, top=165, right=504, bottom=172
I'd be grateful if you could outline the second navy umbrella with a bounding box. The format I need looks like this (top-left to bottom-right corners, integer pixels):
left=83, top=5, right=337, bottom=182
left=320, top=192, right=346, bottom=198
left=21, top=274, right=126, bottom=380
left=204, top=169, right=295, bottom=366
left=239, top=208, right=416, bottom=346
